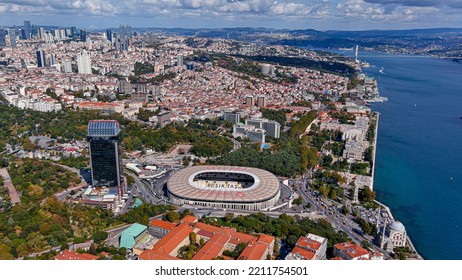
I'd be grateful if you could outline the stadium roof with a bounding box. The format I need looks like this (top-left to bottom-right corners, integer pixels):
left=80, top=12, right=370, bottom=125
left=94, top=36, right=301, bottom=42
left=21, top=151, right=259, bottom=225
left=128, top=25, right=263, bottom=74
left=167, top=165, right=280, bottom=203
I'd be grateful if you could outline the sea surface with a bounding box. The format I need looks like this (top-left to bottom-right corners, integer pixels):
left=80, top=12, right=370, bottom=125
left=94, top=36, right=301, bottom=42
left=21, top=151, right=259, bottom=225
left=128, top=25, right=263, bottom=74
left=339, top=51, right=462, bottom=260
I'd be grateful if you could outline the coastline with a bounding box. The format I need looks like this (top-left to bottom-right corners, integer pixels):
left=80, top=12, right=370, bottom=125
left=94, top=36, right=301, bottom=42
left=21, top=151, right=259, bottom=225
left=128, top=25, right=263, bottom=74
left=370, top=111, right=423, bottom=259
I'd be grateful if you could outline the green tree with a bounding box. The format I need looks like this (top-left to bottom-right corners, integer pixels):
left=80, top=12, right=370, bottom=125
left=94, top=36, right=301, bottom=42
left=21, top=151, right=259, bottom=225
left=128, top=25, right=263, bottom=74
left=93, top=231, right=108, bottom=244
left=0, top=243, right=14, bottom=260
left=293, top=196, right=303, bottom=206
left=164, top=211, right=180, bottom=222
left=359, top=187, right=376, bottom=203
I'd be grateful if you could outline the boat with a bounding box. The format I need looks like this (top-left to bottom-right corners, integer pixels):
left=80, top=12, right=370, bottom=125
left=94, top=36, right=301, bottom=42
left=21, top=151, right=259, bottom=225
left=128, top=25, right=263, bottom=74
left=459, top=115, right=462, bottom=119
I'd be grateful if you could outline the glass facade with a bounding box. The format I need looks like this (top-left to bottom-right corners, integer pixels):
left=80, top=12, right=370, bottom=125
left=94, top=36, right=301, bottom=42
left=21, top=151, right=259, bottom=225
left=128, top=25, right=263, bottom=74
left=87, top=120, right=124, bottom=192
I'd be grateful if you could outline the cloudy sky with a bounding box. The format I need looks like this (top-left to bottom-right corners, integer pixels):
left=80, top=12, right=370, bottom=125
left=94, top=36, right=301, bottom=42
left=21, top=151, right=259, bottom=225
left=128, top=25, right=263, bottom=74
left=0, top=0, right=461, bottom=30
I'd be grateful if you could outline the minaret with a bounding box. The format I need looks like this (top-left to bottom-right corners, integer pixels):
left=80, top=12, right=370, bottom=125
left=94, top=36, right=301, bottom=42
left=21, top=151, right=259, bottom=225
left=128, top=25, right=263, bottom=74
left=380, top=208, right=387, bottom=250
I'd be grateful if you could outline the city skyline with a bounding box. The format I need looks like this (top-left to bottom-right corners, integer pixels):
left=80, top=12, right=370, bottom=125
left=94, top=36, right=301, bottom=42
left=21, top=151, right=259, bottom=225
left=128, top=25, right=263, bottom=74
left=0, top=0, right=461, bottom=31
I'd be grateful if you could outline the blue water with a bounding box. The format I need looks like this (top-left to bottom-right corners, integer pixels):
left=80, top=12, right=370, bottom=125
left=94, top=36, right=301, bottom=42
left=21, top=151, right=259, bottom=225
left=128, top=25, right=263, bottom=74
left=357, top=53, right=462, bottom=260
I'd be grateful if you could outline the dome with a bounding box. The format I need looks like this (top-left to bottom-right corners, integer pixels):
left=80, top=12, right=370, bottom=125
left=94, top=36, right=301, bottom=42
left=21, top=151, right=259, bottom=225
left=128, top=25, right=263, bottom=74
left=389, top=221, right=406, bottom=232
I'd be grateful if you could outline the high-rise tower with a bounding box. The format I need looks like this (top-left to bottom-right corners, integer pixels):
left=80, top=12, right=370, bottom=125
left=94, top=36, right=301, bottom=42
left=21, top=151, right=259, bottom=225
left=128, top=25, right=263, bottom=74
left=36, top=49, right=46, bottom=67
left=87, top=120, right=124, bottom=196
left=77, top=51, right=92, bottom=74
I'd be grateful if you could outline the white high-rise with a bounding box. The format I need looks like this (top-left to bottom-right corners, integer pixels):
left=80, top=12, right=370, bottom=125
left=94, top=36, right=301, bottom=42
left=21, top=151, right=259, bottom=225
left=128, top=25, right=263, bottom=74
left=77, top=51, right=92, bottom=74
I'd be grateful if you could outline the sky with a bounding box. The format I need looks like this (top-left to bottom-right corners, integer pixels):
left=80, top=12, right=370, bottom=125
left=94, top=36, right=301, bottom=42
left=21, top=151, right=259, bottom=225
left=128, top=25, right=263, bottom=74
left=0, top=0, right=461, bottom=30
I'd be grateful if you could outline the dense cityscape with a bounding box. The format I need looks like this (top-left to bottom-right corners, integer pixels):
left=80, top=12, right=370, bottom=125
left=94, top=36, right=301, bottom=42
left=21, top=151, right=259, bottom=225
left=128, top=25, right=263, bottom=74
left=0, top=19, right=432, bottom=261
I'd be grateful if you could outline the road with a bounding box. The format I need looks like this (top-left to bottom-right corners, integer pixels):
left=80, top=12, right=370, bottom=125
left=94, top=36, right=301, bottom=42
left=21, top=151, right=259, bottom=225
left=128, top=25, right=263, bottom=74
left=125, top=169, right=171, bottom=205
left=292, top=173, right=392, bottom=258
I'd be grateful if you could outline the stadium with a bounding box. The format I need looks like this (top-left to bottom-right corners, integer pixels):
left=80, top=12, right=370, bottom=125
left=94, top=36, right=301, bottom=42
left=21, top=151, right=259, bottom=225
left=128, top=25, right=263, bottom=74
left=167, top=165, right=280, bottom=211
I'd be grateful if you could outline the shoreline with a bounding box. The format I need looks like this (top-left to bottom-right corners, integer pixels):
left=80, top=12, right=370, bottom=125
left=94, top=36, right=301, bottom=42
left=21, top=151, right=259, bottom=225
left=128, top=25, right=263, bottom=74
left=370, top=110, right=423, bottom=259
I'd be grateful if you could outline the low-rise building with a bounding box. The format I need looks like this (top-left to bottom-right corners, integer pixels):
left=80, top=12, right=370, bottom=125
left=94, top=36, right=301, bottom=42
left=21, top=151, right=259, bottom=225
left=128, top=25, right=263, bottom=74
left=149, top=219, right=177, bottom=237
left=333, top=242, right=369, bottom=260
left=119, top=223, right=149, bottom=250
left=285, top=233, right=327, bottom=260
left=55, top=249, right=98, bottom=260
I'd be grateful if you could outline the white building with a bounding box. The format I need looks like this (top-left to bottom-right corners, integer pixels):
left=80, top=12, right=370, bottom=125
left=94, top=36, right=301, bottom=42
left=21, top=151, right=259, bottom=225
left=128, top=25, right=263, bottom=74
left=77, top=51, right=92, bottom=74
left=285, top=233, right=328, bottom=260
left=63, top=60, right=72, bottom=73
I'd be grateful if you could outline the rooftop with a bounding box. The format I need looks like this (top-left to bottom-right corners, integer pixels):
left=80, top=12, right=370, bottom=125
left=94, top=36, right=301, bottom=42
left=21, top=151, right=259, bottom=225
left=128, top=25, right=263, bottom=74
left=119, top=223, right=148, bottom=249
left=87, top=120, right=121, bottom=136
left=149, top=219, right=177, bottom=231
left=54, top=249, right=98, bottom=260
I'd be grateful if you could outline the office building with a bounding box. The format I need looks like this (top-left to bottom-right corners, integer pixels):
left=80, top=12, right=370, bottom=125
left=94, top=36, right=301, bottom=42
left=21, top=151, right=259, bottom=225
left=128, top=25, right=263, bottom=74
left=23, top=20, right=31, bottom=39
left=106, top=29, right=112, bottom=42
left=87, top=120, right=124, bottom=195
left=80, top=30, right=87, bottom=42
left=0, top=29, right=6, bottom=47
left=8, top=29, right=16, bottom=48
left=77, top=51, right=92, bottom=74
left=36, top=49, right=46, bottom=67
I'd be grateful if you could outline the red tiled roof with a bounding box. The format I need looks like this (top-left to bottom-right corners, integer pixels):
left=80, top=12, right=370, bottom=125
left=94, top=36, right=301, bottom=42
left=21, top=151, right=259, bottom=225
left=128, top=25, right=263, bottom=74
left=296, top=236, right=321, bottom=251
left=149, top=219, right=176, bottom=231
left=139, top=250, right=182, bottom=260
left=192, top=239, right=225, bottom=260
left=195, top=222, right=221, bottom=233
left=181, top=215, right=198, bottom=224
left=197, top=229, right=214, bottom=239
left=289, top=246, right=316, bottom=260
left=238, top=242, right=268, bottom=260
left=151, top=223, right=193, bottom=256
left=334, top=242, right=369, bottom=259
left=54, top=250, right=98, bottom=260
left=258, top=234, right=275, bottom=246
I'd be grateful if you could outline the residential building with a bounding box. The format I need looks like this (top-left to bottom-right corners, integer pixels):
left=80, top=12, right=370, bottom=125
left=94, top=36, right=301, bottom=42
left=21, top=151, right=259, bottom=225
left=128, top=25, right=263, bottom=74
left=285, top=233, right=328, bottom=260
left=245, top=96, right=254, bottom=106
left=77, top=51, right=92, bottom=74
left=333, top=242, right=370, bottom=260
left=257, top=95, right=267, bottom=107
